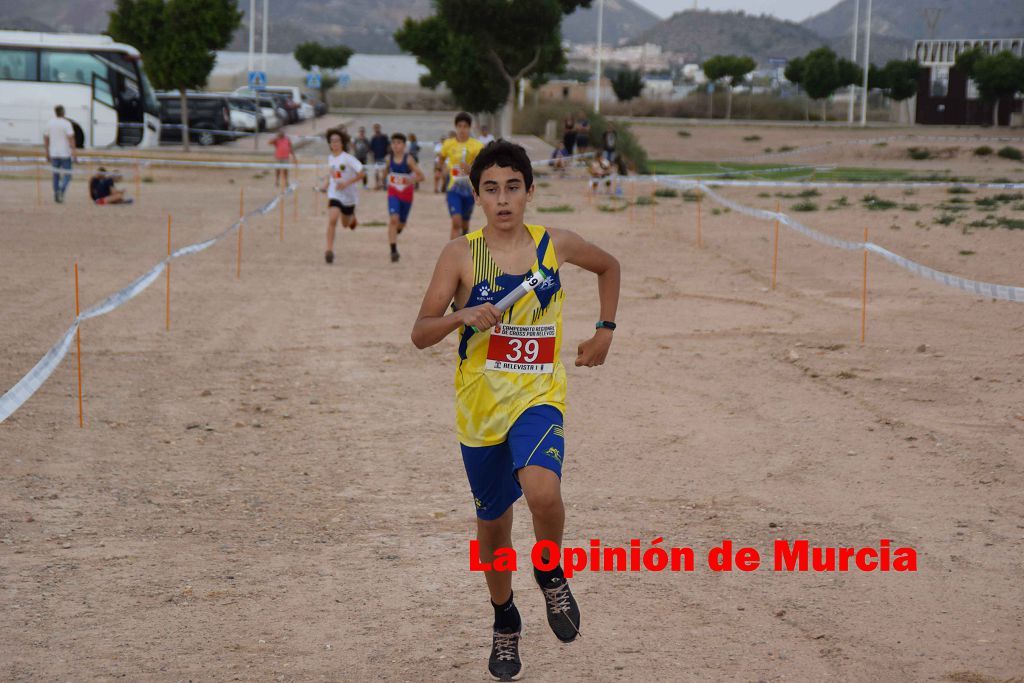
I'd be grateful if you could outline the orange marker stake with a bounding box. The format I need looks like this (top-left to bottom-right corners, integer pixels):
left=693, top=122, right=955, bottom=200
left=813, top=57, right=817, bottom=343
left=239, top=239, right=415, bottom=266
left=861, top=226, right=869, bottom=344
left=166, top=214, right=172, bottom=331
left=134, top=161, right=141, bottom=203
left=771, top=199, right=780, bottom=290
left=239, top=187, right=244, bottom=218
left=73, top=263, right=84, bottom=428
left=696, top=194, right=703, bottom=248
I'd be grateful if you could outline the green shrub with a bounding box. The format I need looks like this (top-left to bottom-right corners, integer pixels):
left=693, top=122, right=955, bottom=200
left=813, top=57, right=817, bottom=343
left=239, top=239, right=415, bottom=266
left=996, top=146, right=1023, bottom=161
left=763, top=147, right=773, bottom=153
left=791, top=200, right=818, bottom=212
left=757, top=192, right=771, bottom=198
left=907, top=147, right=932, bottom=160
left=778, top=145, right=796, bottom=152
left=597, top=203, right=627, bottom=212
left=653, top=188, right=679, bottom=198
left=974, top=197, right=998, bottom=209
left=142, top=176, right=154, bottom=183
left=959, top=250, right=976, bottom=255
left=742, top=135, right=762, bottom=142
left=902, top=203, right=920, bottom=211
left=862, top=194, right=897, bottom=210
left=997, top=217, right=1024, bottom=230
left=934, top=214, right=955, bottom=225
left=798, top=188, right=820, bottom=198
left=635, top=195, right=656, bottom=206
left=947, top=186, right=972, bottom=194
left=974, top=145, right=993, bottom=156
left=677, top=130, right=691, bottom=137
left=681, top=190, right=703, bottom=202
left=537, top=204, right=574, bottom=213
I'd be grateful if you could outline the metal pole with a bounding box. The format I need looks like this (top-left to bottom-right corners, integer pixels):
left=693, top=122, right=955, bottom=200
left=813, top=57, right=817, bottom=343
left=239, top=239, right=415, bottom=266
left=860, top=0, right=872, bottom=127
left=594, top=0, right=604, bottom=113
left=247, top=0, right=255, bottom=74
left=848, top=0, right=859, bottom=124
left=261, top=0, right=268, bottom=73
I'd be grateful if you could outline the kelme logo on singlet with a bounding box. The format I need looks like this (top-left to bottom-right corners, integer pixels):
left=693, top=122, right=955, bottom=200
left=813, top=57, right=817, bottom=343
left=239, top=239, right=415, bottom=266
left=545, top=446, right=562, bottom=464
left=539, top=275, right=557, bottom=291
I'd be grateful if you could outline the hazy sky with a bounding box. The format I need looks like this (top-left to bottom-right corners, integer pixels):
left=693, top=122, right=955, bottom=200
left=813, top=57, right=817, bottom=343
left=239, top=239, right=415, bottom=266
left=631, top=0, right=839, bottom=23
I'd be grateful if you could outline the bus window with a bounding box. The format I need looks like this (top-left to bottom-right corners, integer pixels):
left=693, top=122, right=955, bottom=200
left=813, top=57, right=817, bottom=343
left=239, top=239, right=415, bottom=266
left=41, top=50, right=106, bottom=86
left=0, top=48, right=38, bottom=81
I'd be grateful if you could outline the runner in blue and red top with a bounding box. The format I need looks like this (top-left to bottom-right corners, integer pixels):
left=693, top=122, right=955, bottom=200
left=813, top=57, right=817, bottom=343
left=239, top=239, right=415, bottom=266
left=386, top=133, right=425, bottom=263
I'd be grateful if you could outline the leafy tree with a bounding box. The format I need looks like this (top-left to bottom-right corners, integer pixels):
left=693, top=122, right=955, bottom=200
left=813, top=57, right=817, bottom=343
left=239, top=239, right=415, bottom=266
left=610, top=68, right=644, bottom=102
left=783, top=57, right=809, bottom=120
left=108, top=0, right=240, bottom=151
left=970, top=51, right=1024, bottom=126
left=801, top=47, right=843, bottom=121
left=703, top=54, right=756, bottom=119
left=395, top=0, right=591, bottom=137
left=294, top=42, right=353, bottom=109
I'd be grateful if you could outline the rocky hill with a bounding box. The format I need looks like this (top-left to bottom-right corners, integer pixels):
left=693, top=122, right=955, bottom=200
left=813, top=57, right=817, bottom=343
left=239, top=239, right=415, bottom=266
left=1, top=0, right=658, bottom=55
left=803, top=0, right=1024, bottom=43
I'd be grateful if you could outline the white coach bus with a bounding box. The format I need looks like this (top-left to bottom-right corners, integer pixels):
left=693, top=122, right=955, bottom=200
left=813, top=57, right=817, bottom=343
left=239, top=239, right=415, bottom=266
left=0, top=30, right=161, bottom=148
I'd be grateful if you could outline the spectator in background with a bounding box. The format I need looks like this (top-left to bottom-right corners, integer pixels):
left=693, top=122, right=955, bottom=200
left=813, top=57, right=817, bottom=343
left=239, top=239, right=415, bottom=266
left=369, top=123, right=390, bottom=190
left=478, top=125, right=495, bottom=145
left=43, top=104, right=76, bottom=203
left=562, top=113, right=577, bottom=157
left=602, top=124, right=617, bottom=163
left=408, top=133, right=421, bottom=163
left=270, top=130, right=297, bottom=187
left=433, top=133, right=449, bottom=194
left=353, top=127, right=371, bottom=187
left=575, top=112, right=590, bottom=155
left=89, top=167, right=132, bottom=205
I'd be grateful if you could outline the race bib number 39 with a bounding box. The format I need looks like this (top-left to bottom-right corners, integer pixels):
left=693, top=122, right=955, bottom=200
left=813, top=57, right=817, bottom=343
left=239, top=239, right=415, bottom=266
left=485, top=324, right=556, bottom=374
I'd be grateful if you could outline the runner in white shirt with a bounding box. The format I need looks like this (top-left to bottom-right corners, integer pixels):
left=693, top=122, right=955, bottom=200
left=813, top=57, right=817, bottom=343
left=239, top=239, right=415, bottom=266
left=42, top=105, right=76, bottom=203
left=318, top=128, right=366, bottom=265
left=477, top=124, right=495, bottom=146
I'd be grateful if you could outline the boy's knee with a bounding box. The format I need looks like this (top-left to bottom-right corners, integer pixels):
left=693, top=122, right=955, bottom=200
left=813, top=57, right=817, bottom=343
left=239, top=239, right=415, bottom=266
left=524, top=487, right=562, bottom=518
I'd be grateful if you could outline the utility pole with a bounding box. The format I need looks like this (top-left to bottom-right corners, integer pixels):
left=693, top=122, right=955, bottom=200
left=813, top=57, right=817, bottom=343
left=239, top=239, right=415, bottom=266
left=848, top=0, right=859, bottom=124
left=261, top=0, right=268, bottom=73
left=247, top=0, right=255, bottom=74
left=859, top=0, right=872, bottom=127
left=594, top=0, right=604, bottom=113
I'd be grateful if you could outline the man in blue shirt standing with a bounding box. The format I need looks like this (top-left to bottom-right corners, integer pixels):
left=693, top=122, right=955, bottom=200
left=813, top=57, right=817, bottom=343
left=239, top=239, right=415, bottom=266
left=370, top=123, right=390, bottom=191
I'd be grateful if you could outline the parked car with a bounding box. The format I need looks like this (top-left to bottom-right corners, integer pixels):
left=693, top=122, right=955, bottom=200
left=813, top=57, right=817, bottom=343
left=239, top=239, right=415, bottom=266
left=235, top=87, right=294, bottom=124
left=263, top=86, right=311, bottom=120
left=298, top=93, right=318, bottom=119
left=156, top=92, right=235, bottom=145
left=222, top=95, right=265, bottom=132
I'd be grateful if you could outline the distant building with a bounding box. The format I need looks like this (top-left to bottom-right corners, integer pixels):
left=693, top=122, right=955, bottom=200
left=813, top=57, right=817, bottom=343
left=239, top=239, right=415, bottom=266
left=914, top=38, right=1023, bottom=126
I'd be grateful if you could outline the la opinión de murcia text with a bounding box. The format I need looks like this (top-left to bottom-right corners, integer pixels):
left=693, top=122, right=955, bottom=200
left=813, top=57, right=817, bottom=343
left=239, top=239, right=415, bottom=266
left=470, top=538, right=918, bottom=575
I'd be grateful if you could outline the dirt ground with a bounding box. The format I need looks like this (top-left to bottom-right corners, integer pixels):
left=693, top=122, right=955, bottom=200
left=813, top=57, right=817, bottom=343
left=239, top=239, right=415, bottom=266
left=630, top=121, right=1024, bottom=179
left=1, top=124, right=1023, bottom=682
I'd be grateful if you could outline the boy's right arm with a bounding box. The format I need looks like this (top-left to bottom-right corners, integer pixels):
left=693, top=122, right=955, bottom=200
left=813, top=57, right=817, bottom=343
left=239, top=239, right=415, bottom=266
left=411, top=241, right=499, bottom=349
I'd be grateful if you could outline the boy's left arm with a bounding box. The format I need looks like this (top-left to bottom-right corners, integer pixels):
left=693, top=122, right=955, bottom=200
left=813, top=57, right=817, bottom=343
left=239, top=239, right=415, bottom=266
left=409, top=157, right=426, bottom=184
left=552, top=229, right=621, bottom=367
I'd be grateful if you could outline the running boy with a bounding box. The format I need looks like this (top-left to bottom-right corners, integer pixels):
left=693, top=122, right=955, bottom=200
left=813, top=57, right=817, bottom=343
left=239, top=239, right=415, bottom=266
left=270, top=130, right=296, bottom=187
left=318, top=128, right=365, bottom=265
left=440, top=112, right=485, bottom=240
left=385, top=133, right=425, bottom=263
left=411, top=141, right=620, bottom=681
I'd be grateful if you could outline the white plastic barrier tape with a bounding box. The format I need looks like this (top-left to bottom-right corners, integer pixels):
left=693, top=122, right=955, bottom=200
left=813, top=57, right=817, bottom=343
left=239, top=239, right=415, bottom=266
left=0, top=184, right=296, bottom=424
left=1, top=155, right=322, bottom=170
left=634, top=175, right=1024, bottom=190
left=658, top=178, right=1024, bottom=303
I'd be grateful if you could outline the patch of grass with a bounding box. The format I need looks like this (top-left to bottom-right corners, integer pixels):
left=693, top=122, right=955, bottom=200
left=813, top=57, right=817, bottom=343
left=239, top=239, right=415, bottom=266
left=974, top=197, right=998, bottom=209
left=791, top=200, right=818, bottom=212
left=635, top=195, right=656, bottom=206
left=997, top=216, right=1024, bottom=230
left=653, top=188, right=678, bottom=198
left=862, top=194, right=898, bottom=210
left=597, top=203, right=627, bottom=213
left=996, top=146, right=1023, bottom=161
left=992, top=192, right=1023, bottom=203
left=1013, top=202, right=1024, bottom=211
left=947, top=186, right=973, bottom=194
left=874, top=141, right=888, bottom=147
left=742, top=135, right=762, bottom=142
left=142, top=176, right=155, bottom=183
left=902, top=203, right=920, bottom=211
left=681, top=190, right=703, bottom=202
left=974, top=145, right=993, bottom=156
left=937, top=204, right=969, bottom=212
left=934, top=214, right=955, bottom=226
left=778, top=145, right=796, bottom=152
left=798, top=188, right=820, bottom=198
left=907, top=147, right=932, bottom=160
left=537, top=204, right=574, bottom=213
left=967, top=219, right=994, bottom=228
left=763, top=147, right=773, bottom=153
left=757, top=192, right=771, bottom=198
left=711, top=208, right=723, bottom=215
left=829, top=195, right=850, bottom=208
left=537, top=181, right=550, bottom=188
left=959, top=250, right=976, bottom=255
left=676, top=130, right=691, bottom=137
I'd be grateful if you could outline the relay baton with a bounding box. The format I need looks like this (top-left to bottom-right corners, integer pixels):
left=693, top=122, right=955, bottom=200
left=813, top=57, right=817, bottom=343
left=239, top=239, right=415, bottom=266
left=470, top=269, right=545, bottom=333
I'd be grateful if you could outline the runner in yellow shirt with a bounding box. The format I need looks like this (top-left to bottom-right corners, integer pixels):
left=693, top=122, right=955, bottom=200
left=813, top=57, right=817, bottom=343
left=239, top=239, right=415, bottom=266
left=440, top=111, right=486, bottom=240
left=411, top=140, right=621, bottom=681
